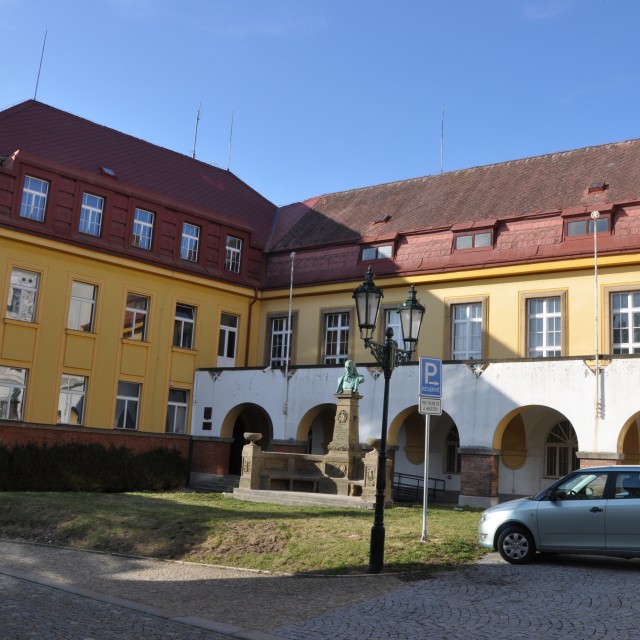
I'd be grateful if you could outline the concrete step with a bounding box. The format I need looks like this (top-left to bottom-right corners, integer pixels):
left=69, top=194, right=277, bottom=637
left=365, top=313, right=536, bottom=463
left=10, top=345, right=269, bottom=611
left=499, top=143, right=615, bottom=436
left=189, top=473, right=240, bottom=493
left=230, top=488, right=376, bottom=509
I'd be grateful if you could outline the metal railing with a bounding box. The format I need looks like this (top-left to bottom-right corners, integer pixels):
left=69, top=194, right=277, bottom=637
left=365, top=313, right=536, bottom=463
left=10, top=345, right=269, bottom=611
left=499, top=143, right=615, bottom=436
left=393, top=471, right=445, bottom=503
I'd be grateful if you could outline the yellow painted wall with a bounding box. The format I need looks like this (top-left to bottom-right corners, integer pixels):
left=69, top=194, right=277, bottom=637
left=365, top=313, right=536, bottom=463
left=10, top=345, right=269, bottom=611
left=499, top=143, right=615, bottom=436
left=0, top=229, right=256, bottom=432
left=257, top=254, right=640, bottom=365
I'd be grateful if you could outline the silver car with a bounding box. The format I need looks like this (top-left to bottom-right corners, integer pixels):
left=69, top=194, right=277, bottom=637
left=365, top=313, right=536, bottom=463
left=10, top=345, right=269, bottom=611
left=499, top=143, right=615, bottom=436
left=478, top=466, right=640, bottom=564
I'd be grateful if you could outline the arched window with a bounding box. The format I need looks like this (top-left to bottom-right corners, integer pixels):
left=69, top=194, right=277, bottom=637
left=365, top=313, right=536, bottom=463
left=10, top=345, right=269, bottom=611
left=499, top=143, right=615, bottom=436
left=545, top=420, right=578, bottom=477
left=444, top=425, right=461, bottom=473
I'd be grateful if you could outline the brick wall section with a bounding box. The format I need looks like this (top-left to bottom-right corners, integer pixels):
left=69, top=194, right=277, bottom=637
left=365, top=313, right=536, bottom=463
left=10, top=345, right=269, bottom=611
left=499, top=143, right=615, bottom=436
left=191, top=438, right=232, bottom=475
left=0, top=421, right=234, bottom=478
left=272, top=440, right=307, bottom=454
left=460, top=449, right=499, bottom=497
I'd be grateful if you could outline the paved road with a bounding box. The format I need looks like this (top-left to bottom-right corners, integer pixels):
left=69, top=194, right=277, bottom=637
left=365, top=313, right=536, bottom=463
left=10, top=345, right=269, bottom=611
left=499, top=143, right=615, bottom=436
left=1, top=540, right=640, bottom=639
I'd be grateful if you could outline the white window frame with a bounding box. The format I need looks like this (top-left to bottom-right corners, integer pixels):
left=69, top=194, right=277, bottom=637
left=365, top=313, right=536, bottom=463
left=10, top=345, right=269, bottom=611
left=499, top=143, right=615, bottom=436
left=323, top=311, right=350, bottom=365
left=225, top=235, right=242, bottom=273
left=115, top=381, right=140, bottom=430
left=611, top=291, right=640, bottom=354
left=269, top=315, right=293, bottom=367
left=166, top=388, right=189, bottom=434
left=0, top=367, right=27, bottom=420
left=451, top=302, right=483, bottom=359
left=67, top=281, right=97, bottom=332
left=123, top=293, right=149, bottom=341
left=58, top=374, right=87, bottom=425
left=79, top=193, right=104, bottom=236
left=174, top=303, right=196, bottom=349
left=20, top=176, right=49, bottom=222
left=545, top=420, right=579, bottom=478
left=180, top=223, right=200, bottom=262
left=218, top=313, right=239, bottom=366
left=527, top=296, right=562, bottom=358
left=132, top=208, right=154, bottom=250
left=6, top=268, right=39, bottom=323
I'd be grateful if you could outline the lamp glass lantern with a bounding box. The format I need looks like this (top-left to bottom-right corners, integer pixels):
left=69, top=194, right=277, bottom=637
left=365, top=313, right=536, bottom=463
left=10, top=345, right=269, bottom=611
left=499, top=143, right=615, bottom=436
left=353, top=266, right=383, bottom=343
left=396, top=285, right=425, bottom=354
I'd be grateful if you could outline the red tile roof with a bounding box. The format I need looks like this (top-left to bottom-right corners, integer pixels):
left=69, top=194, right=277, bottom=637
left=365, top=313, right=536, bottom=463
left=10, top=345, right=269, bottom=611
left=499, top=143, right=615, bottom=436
left=0, top=100, right=276, bottom=247
left=270, top=139, right=640, bottom=252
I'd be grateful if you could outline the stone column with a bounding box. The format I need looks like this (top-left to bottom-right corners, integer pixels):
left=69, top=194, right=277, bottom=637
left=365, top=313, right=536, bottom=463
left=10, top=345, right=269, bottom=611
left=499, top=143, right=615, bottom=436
left=577, top=451, right=623, bottom=467
left=458, top=447, right=499, bottom=508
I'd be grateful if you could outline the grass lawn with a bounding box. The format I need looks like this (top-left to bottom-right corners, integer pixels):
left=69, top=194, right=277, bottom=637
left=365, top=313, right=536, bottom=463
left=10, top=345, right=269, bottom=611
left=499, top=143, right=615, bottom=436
left=0, top=491, right=486, bottom=574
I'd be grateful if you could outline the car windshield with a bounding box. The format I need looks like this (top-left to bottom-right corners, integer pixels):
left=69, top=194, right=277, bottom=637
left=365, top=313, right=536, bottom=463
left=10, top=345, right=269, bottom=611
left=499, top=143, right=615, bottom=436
left=541, top=472, right=608, bottom=501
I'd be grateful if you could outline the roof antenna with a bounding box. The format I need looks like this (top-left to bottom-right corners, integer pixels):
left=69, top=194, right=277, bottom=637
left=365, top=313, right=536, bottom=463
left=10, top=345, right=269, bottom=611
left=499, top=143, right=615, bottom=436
left=33, top=30, right=47, bottom=100
left=191, top=103, right=201, bottom=159
left=227, top=110, right=235, bottom=171
left=440, top=103, right=445, bottom=174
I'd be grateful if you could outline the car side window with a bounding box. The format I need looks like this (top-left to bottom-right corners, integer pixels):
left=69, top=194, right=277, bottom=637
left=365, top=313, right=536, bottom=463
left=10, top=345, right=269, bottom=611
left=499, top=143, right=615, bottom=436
left=553, top=473, right=608, bottom=500
left=614, top=473, right=640, bottom=499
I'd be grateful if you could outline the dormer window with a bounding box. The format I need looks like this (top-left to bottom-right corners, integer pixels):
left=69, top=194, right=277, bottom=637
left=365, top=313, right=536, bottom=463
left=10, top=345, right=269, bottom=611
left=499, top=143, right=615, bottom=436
left=565, top=215, right=609, bottom=237
left=361, top=244, right=393, bottom=261
left=454, top=231, right=493, bottom=250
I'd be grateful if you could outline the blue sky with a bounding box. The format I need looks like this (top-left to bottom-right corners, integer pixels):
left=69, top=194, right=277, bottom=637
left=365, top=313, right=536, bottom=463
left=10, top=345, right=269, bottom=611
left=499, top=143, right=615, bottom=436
left=1, top=0, right=637, bottom=206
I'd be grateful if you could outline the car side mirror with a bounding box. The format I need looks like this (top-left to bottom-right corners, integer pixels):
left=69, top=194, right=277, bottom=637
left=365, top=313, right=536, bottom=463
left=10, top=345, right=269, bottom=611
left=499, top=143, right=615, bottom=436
left=547, top=489, right=558, bottom=502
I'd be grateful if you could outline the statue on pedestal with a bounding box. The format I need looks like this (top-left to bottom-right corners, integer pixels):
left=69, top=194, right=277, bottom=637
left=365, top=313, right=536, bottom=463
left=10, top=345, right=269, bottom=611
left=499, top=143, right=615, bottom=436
left=336, top=360, right=364, bottom=394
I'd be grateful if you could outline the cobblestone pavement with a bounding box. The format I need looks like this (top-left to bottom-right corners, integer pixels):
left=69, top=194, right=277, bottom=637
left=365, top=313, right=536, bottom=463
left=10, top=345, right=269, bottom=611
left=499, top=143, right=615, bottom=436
left=1, top=540, right=640, bottom=639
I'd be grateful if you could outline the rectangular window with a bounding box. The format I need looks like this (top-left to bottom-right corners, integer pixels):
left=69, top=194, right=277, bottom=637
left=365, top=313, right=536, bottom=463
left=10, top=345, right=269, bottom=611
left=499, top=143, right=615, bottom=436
left=225, top=235, right=242, bottom=273
left=174, top=304, right=196, bottom=349
left=527, top=297, right=561, bottom=357
left=79, top=193, right=104, bottom=236
left=0, top=367, right=27, bottom=420
left=6, top=268, right=39, bottom=322
left=451, top=302, right=483, bottom=359
left=166, top=389, right=188, bottom=434
left=115, top=381, right=140, bottom=430
left=58, top=374, right=86, bottom=425
left=20, top=176, right=49, bottom=222
left=323, top=311, right=350, bottom=364
left=270, top=316, right=293, bottom=367
left=123, top=293, right=149, bottom=341
left=67, top=281, right=96, bottom=332
left=454, top=231, right=492, bottom=250
left=180, top=223, right=200, bottom=261
left=132, top=208, right=154, bottom=250
left=218, top=313, right=238, bottom=366
left=361, top=245, right=393, bottom=261
left=612, top=291, right=640, bottom=354
left=566, top=217, right=609, bottom=237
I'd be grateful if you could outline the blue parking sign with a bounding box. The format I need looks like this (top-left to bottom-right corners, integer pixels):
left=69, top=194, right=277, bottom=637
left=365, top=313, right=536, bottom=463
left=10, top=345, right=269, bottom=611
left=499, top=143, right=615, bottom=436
left=420, top=357, right=442, bottom=398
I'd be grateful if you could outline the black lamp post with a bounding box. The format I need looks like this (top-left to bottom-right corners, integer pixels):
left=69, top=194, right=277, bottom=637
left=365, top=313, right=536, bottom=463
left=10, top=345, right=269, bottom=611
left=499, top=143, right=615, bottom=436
left=353, top=267, right=425, bottom=573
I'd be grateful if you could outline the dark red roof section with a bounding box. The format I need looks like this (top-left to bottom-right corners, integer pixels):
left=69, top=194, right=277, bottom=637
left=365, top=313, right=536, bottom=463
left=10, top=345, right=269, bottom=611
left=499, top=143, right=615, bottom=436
left=270, top=139, right=640, bottom=251
left=0, top=100, right=277, bottom=247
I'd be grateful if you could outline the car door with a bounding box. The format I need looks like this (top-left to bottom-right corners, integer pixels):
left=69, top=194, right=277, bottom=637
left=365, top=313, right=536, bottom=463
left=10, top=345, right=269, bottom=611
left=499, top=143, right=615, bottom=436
left=535, top=472, right=608, bottom=551
left=605, top=472, right=640, bottom=552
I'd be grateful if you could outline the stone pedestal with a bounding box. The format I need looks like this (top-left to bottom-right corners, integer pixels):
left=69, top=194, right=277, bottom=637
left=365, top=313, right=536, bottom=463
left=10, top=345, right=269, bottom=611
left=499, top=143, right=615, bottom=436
left=239, top=433, right=263, bottom=490
left=362, top=439, right=393, bottom=504
left=324, top=391, right=364, bottom=494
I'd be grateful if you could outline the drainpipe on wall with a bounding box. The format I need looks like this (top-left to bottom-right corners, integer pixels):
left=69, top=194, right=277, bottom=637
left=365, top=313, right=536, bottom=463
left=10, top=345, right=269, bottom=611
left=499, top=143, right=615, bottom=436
left=244, top=287, right=259, bottom=366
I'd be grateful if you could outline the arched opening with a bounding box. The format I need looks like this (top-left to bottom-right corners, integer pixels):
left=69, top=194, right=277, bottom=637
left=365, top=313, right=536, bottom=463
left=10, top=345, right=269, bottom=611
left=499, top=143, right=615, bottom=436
left=388, top=407, right=460, bottom=502
left=493, top=405, right=577, bottom=498
left=221, top=404, right=273, bottom=476
left=296, top=404, right=336, bottom=454
left=619, top=413, right=640, bottom=463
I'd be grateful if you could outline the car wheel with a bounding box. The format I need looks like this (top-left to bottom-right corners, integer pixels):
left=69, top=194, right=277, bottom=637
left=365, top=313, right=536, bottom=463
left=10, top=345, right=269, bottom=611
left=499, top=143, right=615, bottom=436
left=497, top=526, right=536, bottom=564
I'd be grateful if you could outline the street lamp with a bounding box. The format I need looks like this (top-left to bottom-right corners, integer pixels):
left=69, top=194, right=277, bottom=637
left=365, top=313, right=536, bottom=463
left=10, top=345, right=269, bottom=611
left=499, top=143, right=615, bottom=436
left=353, top=267, right=425, bottom=573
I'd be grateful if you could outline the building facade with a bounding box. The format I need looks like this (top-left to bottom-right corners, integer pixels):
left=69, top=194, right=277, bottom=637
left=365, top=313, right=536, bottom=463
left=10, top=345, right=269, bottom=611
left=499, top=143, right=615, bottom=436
left=3, top=100, right=640, bottom=505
